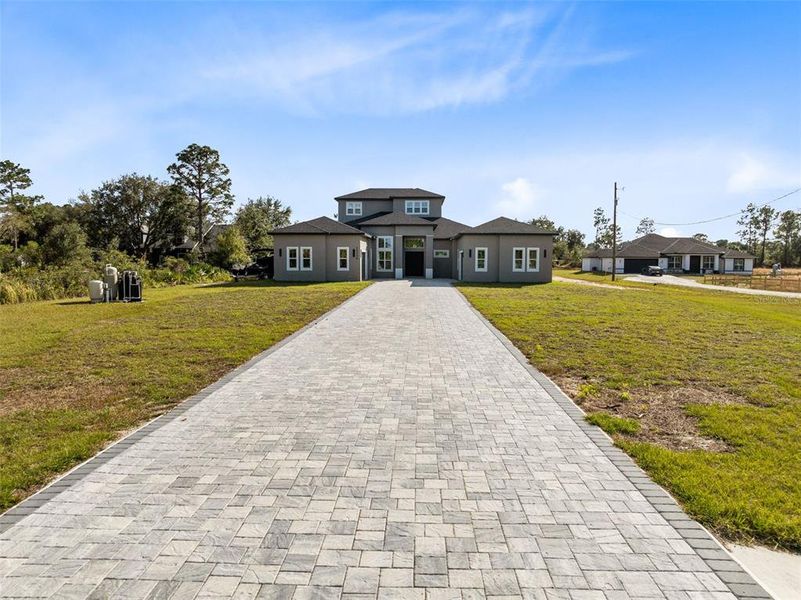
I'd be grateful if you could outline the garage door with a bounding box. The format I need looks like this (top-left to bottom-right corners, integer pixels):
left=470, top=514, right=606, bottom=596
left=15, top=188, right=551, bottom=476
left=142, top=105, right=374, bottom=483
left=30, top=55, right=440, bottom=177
left=624, top=258, right=659, bottom=273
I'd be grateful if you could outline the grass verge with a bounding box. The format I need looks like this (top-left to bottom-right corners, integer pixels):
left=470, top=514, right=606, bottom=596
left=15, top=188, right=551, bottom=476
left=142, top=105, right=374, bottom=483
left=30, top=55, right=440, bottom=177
left=457, top=280, right=801, bottom=551
left=0, top=280, right=369, bottom=510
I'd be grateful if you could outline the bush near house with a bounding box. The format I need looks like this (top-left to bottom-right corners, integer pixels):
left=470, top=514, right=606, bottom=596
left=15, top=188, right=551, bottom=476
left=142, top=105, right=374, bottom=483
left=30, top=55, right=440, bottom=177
left=457, top=280, right=801, bottom=551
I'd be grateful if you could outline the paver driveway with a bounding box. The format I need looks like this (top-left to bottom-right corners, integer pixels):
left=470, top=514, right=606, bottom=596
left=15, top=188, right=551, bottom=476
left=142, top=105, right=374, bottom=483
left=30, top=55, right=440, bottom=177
left=0, top=281, right=767, bottom=599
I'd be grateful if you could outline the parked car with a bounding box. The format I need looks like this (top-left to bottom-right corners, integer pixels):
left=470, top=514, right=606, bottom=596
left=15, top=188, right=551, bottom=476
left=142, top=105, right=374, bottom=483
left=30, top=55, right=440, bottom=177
left=231, top=255, right=274, bottom=281
left=642, top=265, right=664, bottom=277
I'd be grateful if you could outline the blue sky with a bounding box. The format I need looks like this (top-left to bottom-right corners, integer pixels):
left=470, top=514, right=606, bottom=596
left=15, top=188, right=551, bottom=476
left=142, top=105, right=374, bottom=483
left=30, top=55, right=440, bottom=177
left=2, top=1, right=800, bottom=240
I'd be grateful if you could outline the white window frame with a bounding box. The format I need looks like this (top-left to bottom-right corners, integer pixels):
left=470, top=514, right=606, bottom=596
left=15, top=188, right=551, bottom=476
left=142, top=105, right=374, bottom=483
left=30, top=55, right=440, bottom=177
left=404, top=200, right=430, bottom=215
left=377, top=236, right=393, bottom=272
left=287, top=246, right=299, bottom=271
left=300, top=246, right=313, bottom=271
left=434, top=249, right=449, bottom=259
left=337, top=246, right=349, bottom=271
left=733, top=258, right=745, bottom=272
left=512, top=247, right=525, bottom=272
left=667, top=255, right=682, bottom=270
left=345, top=201, right=362, bottom=216
left=702, top=256, right=715, bottom=271
left=475, top=247, right=487, bottom=272
left=526, top=247, right=540, bottom=272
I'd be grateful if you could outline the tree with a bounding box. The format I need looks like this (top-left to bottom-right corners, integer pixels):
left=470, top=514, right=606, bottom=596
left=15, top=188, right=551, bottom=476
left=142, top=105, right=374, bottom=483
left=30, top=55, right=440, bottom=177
left=636, top=217, right=655, bottom=236
left=692, top=233, right=709, bottom=243
left=737, top=203, right=759, bottom=256
left=0, top=160, right=41, bottom=250
left=210, top=225, right=250, bottom=269
left=774, top=210, right=800, bottom=266
left=753, top=205, right=777, bottom=266
left=42, top=221, right=90, bottom=266
left=530, top=215, right=559, bottom=233
left=80, top=174, right=191, bottom=260
left=591, top=207, right=620, bottom=248
left=235, top=196, right=292, bottom=253
left=167, top=144, right=234, bottom=254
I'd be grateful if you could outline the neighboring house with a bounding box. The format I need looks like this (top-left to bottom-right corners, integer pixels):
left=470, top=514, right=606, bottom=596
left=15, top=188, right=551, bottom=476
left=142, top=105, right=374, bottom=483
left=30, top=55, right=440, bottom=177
left=271, top=188, right=555, bottom=282
left=169, top=223, right=230, bottom=258
left=582, top=233, right=756, bottom=274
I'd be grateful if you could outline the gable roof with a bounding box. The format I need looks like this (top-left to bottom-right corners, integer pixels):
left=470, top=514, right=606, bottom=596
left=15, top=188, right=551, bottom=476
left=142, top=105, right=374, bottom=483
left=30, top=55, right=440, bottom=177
left=358, top=211, right=436, bottom=227
left=427, top=217, right=472, bottom=239
left=456, top=216, right=557, bottom=237
left=271, top=216, right=368, bottom=236
left=584, top=234, right=756, bottom=259
left=335, top=188, right=445, bottom=201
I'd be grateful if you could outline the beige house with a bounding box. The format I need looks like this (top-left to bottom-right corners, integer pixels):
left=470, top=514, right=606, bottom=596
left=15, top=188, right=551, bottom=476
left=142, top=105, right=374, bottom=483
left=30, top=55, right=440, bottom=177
left=272, top=188, right=555, bottom=283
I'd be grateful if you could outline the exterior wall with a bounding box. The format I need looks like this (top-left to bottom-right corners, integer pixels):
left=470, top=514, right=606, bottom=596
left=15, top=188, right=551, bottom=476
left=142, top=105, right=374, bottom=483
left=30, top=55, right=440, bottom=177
left=601, top=258, right=613, bottom=273
left=582, top=257, right=603, bottom=272
left=324, top=236, right=367, bottom=282
left=455, top=235, right=499, bottom=283
left=722, top=258, right=754, bottom=273
left=614, top=257, right=624, bottom=274
left=497, top=235, right=553, bottom=283
left=433, top=240, right=453, bottom=278
left=338, top=199, right=393, bottom=223
left=360, top=225, right=436, bottom=279
left=362, top=226, right=395, bottom=278
left=658, top=257, right=669, bottom=270
left=273, top=234, right=366, bottom=281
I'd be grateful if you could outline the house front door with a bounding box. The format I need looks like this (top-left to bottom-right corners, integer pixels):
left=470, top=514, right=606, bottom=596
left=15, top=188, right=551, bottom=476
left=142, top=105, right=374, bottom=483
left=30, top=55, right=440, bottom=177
left=404, top=251, right=424, bottom=277
left=689, top=255, right=701, bottom=273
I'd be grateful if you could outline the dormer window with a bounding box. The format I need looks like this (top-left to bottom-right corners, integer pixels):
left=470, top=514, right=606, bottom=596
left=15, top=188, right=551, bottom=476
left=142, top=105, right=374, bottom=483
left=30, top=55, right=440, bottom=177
left=345, top=201, right=362, bottom=216
left=405, top=200, right=429, bottom=215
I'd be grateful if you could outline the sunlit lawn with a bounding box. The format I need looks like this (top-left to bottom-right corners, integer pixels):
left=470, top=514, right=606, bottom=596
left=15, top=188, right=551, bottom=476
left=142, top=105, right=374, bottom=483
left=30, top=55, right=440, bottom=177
left=0, top=280, right=369, bottom=510
left=458, top=280, right=801, bottom=551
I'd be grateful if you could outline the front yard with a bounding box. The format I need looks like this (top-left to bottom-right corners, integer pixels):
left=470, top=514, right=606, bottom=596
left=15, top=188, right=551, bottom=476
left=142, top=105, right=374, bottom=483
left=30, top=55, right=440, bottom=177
left=457, top=280, right=801, bottom=551
left=0, top=280, right=369, bottom=510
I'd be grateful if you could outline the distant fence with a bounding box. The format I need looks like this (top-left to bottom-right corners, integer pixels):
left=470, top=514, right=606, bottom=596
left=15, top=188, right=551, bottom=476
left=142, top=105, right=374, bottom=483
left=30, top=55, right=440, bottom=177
left=704, top=274, right=801, bottom=292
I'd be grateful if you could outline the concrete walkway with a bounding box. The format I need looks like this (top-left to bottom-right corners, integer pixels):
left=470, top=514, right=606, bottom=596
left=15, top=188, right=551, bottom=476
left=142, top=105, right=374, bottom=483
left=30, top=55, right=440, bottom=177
left=0, top=281, right=771, bottom=599
left=626, top=274, right=801, bottom=298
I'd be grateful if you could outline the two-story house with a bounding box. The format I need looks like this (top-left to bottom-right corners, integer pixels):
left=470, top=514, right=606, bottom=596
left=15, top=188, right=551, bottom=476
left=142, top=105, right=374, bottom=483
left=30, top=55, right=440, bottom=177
left=271, top=188, right=555, bottom=283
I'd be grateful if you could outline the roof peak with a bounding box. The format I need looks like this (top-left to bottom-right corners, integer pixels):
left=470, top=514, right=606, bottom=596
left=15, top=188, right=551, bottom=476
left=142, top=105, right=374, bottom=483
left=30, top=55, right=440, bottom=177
left=335, top=188, right=445, bottom=201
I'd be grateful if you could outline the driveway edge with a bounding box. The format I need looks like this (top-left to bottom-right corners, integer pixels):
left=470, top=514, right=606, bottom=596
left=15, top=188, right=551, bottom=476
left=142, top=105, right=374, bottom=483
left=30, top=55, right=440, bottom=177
left=0, top=283, right=372, bottom=534
left=453, top=285, right=773, bottom=600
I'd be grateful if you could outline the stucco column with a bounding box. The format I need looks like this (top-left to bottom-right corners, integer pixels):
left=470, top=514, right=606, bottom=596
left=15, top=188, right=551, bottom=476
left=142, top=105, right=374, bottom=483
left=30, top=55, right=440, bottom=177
left=424, top=235, right=434, bottom=279
left=394, top=234, right=403, bottom=279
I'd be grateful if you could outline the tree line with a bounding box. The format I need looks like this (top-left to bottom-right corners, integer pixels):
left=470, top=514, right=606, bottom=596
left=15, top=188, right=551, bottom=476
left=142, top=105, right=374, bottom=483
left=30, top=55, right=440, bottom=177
left=0, top=144, right=293, bottom=272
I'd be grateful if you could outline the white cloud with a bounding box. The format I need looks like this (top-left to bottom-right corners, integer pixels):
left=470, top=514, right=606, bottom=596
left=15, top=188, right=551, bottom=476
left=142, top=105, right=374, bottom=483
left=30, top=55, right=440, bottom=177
left=495, top=177, right=542, bottom=219
left=726, top=153, right=800, bottom=193
left=199, top=7, right=631, bottom=115
left=658, top=227, right=682, bottom=237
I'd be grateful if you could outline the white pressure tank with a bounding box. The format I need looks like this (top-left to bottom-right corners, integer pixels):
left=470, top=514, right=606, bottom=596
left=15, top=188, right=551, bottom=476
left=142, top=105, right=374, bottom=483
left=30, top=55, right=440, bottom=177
left=104, top=264, right=118, bottom=301
left=88, top=280, right=105, bottom=303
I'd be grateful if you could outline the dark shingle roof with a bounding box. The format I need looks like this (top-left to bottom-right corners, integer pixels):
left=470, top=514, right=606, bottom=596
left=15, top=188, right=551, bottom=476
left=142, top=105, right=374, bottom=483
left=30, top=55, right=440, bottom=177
left=426, top=217, right=472, bottom=239
left=721, top=248, right=755, bottom=259
left=662, top=238, right=727, bottom=255
left=358, top=212, right=436, bottom=227
left=271, top=216, right=367, bottom=236
left=457, top=216, right=557, bottom=237
left=335, top=188, right=444, bottom=201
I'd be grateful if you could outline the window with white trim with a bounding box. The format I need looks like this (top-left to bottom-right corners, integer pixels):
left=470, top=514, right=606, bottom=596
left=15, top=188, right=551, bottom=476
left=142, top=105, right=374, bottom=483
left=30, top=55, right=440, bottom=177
left=337, top=247, right=349, bottom=271
left=733, top=258, right=745, bottom=272
left=345, top=201, right=362, bottom=216
left=526, top=247, right=540, bottom=272
left=702, top=256, right=715, bottom=271
left=667, top=256, right=682, bottom=270
left=434, top=249, right=449, bottom=258
left=475, top=247, right=487, bottom=272
left=404, top=200, right=429, bottom=215
left=300, top=247, right=312, bottom=271
left=512, top=247, right=525, bottom=272
left=287, top=247, right=298, bottom=271
left=377, top=236, right=393, bottom=271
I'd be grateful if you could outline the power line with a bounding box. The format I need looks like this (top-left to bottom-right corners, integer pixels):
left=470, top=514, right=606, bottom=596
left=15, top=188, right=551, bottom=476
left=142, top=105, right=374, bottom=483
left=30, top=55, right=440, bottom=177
left=618, top=187, right=801, bottom=227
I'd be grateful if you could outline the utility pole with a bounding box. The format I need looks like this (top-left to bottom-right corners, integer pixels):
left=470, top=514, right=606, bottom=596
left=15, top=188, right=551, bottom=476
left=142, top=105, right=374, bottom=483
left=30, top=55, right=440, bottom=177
left=611, top=182, right=619, bottom=281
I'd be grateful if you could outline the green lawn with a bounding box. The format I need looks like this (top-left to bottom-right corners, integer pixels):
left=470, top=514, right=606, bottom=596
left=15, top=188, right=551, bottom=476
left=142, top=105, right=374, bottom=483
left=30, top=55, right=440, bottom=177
left=0, top=280, right=369, bottom=510
left=457, top=280, right=801, bottom=551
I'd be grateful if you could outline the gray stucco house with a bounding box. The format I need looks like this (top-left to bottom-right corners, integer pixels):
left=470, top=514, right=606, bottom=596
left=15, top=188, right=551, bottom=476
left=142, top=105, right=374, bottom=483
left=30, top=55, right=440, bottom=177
left=271, top=188, right=555, bottom=283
